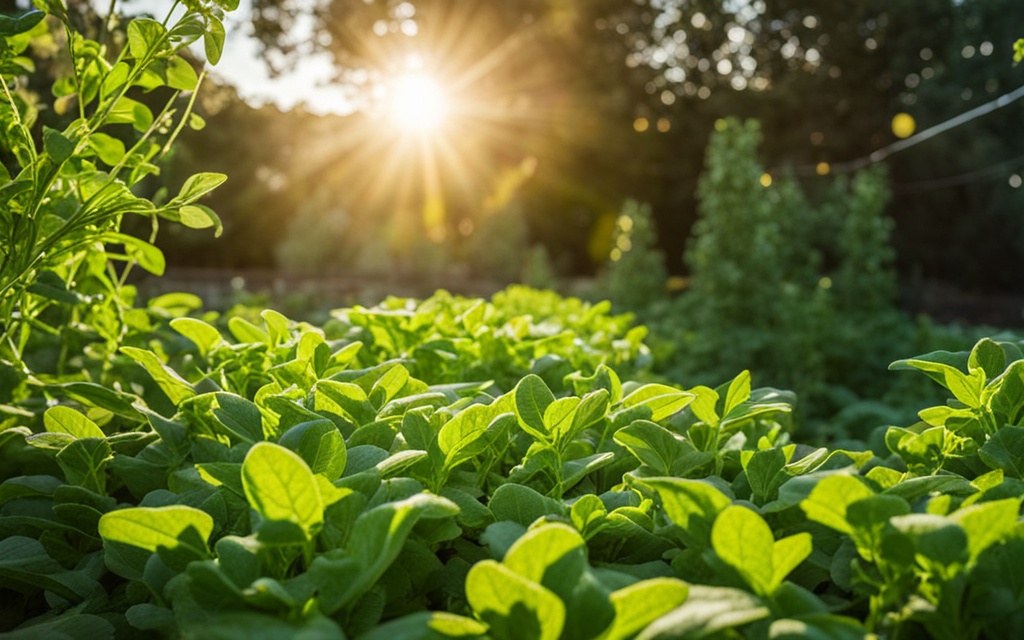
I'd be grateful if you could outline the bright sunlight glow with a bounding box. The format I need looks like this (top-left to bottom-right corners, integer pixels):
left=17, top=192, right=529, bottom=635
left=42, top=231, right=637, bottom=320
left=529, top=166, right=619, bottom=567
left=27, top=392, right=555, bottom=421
left=387, top=72, right=449, bottom=134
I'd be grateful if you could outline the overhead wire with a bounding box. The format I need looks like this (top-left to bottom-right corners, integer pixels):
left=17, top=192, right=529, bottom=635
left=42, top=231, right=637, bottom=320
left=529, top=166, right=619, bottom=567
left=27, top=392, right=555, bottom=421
left=786, top=82, right=1024, bottom=180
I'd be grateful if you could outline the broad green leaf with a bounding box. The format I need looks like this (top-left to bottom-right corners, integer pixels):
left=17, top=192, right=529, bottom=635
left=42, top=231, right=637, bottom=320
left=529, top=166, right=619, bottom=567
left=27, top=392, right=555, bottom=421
left=969, top=338, right=1006, bottom=380
left=170, top=317, right=224, bottom=356
left=315, top=380, right=377, bottom=426
left=44, top=405, right=105, bottom=439
left=54, top=380, right=143, bottom=421
left=743, top=447, right=788, bottom=505
left=121, top=346, right=194, bottom=405
left=279, top=419, right=347, bottom=480
left=213, top=392, right=264, bottom=443
left=228, top=315, right=269, bottom=344
left=515, top=374, right=555, bottom=442
left=241, top=442, right=324, bottom=538
left=0, top=9, right=45, bottom=36
left=800, top=475, right=874, bottom=535
left=166, top=56, right=199, bottom=90
left=635, top=585, right=769, bottom=640
left=344, top=493, right=459, bottom=606
left=622, top=383, right=694, bottom=422
left=641, top=477, right=731, bottom=548
left=545, top=397, right=581, bottom=442
left=43, top=126, right=75, bottom=164
left=176, top=172, right=228, bottom=204
left=615, top=420, right=690, bottom=476
left=571, top=494, right=608, bottom=537
left=723, top=370, right=752, bottom=418
left=261, top=308, right=291, bottom=346
left=466, top=559, right=566, bottom=640
left=56, top=438, right=111, bottom=494
left=950, top=497, right=1021, bottom=563
left=88, top=131, right=126, bottom=165
left=438, top=405, right=509, bottom=475
left=980, top=426, right=1024, bottom=478
left=600, top=578, right=690, bottom=640
left=890, top=354, right=984, bottom=408
left=98, top=505, right=213, bottom=559
left=108, top=96, right=154, bottom=131
left=564, top=569, right=616, bottom=640
left=101, top=62, right=130, bottom=98
left=564, top=389, right=610, bottom=442
left=369, top=364, right=410, bottom=408
left=712, top=505, right=775, bottom=596
left=688, top=387, right=720, bottom=425
left=504, top=523, right=587, bottom=600
left=127, top=18, right=167, bottom=59
left=489, top=483, right=566, bottom=527
left=178, top=204, right=223, bottom=235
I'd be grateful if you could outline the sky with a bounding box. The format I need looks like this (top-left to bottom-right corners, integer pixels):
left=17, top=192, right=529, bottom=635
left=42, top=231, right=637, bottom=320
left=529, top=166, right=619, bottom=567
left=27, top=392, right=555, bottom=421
left=120, top=0, right=351, bottom=114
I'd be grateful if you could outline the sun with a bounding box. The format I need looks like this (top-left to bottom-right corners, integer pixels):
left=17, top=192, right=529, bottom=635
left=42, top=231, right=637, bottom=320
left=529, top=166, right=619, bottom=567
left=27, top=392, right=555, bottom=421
left=387, top=71, right=449, bottom=134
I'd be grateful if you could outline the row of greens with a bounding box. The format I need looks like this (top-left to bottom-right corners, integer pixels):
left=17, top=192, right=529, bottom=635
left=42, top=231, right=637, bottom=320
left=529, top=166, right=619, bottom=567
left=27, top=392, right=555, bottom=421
left=4, top=3, right=1024, bottom=640
left=3, top=287, right=1024, bottom=639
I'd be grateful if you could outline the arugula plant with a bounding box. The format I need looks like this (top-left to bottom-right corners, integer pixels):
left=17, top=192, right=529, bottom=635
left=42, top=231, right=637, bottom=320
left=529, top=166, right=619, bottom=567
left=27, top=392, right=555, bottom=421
left=0, top=0, right=233, bottom=372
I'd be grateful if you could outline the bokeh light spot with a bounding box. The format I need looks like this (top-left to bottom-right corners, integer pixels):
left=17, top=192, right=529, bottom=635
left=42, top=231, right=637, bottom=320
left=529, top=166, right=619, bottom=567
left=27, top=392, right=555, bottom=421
left=891, top=112, right=916, bottom=139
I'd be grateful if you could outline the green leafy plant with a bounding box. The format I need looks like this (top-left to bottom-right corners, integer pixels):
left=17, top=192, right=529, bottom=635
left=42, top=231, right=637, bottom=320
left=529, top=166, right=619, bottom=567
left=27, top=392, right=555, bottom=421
left=0, top=0, right=233, bottom=371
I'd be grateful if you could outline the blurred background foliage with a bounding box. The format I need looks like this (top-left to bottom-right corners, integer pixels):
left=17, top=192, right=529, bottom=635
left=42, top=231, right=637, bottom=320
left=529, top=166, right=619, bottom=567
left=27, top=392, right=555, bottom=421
left=15, top=0, right=1006, bottom=290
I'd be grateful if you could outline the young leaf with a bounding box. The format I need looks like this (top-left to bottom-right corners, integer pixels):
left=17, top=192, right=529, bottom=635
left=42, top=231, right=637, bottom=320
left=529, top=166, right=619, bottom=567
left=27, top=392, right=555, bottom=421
left=241, top=442, right=324, bottom=538
left=175, top=172, right=228, bottom=204
left=170, top=317, right=224, bottom=357
left=515, top=374, right=555, bottom=442
left=503, top=523, right=587, bottom=601
left=600, top=578, right=690, bottom=640
left=979, top=426, right=1024, bottom=478
left=466, top=559, right=566, bottom=640
left=489, top=483, right=566, bottom=527
left=121, top=346, right=195, bottom=405
left=640, top=477, right=731, bottom=548
left=343, top=493, right=459, bottom=606
left=214, top=392, right=264, bottom=443
left=622, top=383, right=694, bottom=423
left=56, top=438, right=111, bottom=494
left=614, top=420, right=688, bottom=476
left=44, top=405, right=105, bottom=439
left=43, top=126, right=75, bottom=164
left=800, top=475, right=875, bottom=535
left=166, top=56, right=199, bottom=90
left=278, top=419, right=347, bottom=480
left=204, top=15, right=226, bottom=64
left=228, top=315, right=269, bottom=344
left=98, top=505, right=213, bottom=558
left=712, top=505, right=776, bottom=596
left=723, top=370, right=752, bottom=418
left=127, top=18, right=167, bottom=59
